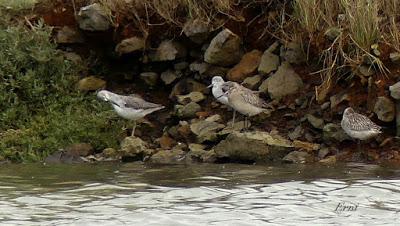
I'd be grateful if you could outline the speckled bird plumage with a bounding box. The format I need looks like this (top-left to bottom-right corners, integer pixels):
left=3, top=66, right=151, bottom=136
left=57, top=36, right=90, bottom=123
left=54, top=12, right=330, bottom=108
left=221, top=81, right=268, bottom=117
left=341, top=107, right=382, bottom=140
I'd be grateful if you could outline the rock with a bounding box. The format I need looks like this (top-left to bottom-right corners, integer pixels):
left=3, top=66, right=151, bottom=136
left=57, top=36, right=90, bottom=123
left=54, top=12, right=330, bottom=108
left=214, top=131, right=293, bottom=162
left=159, top=134, right=177, bottom=150
left=374, top=96, right=395, bottom=122
left=140, top=72, right=159, bottom=86
left=288, top=125, right=304, bottom=140
left=306, top=114, right=325, bottom=129
left=280, top=42, right=306, bottom=64
left=242, top=74, right=262, bottom=90
left=55, top=26, right=84, bottom=44
left=153, top=40, right=187, bottom=61
left=390, top=52, right=400, bottom=63
left=175, top=102, right=202, bottom=118
left=359, top=65, right=374, bottom=77
left=265, top=62, right=304, bottom=99
left=65, top=143, right=94, bottom=157
left=319, top=155, right=336, bottom=165
left=258, top=78, right=269, bottom=93
left=77, top=3, right=112, bottom=31
left=102, top=148, right=118, bottom=159
left=63, top=52, right=84, bottom=66
left=45, top=150, right=84, bottom=164
left=205, top=114, right=222, bottom=122
left=174, top=62, right=189, bottom=71
left=293, top=140, right=320, bottom=152
left=318, top=148, right=330, bottom=159
left=389, top=82, right=400, bottom=99
left=183, top=18, right=210, bottom=44
left=226, top=50, right=262, bottom=82
left=219, top=120, right=251, bottom=135
left=320, top=101, right=330, bottom=111
left=177, top=91, right=205, bottom=104
left=324, top=27, right=342, bottom=41
left=177, top=121, right=192, bottom=139
left=169, top=78, right=208, bottom=98
left=115, top=37, right=145, bottom=55
left=77, top=76, right=106, bottom=91
left=204, top=29, right=241, bottom=66
left=187, top=143, right=209, bottom=162
left=119, top=136, right=152, bottom=160
left=330, top=92, right=350, bottom=109
left=258, top=50, right=280, bottom=75
left=190, top=119, right=225, bottom=143
left=323, top=123, right=350, bottom=142
left=283, top=151, right=313, bottom=164
left=189, top=61, right=209, bottom=74
left=149, top=148, right=186, bottom=164
left=161, top=70, right=179, bottom=85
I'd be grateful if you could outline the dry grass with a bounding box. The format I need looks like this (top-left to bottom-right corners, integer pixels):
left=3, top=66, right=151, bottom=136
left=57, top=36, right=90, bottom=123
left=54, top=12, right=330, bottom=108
left=293, top=0, right=398, bottom=101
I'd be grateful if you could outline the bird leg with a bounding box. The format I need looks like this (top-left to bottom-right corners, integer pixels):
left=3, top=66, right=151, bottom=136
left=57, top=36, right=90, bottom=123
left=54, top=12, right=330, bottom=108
left=131, top=121, right=137, bottom=137
left=231, top=110, right=236, bottom=130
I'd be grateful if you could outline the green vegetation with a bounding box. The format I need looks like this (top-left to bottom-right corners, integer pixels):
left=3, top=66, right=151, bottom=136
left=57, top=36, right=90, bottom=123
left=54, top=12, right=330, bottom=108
left=0, top=14, right=125, bottom=162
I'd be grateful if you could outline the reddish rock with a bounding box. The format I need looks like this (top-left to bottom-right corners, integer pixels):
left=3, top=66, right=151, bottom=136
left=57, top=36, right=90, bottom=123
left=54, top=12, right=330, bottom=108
left=227, top=50, right=262, bottom=82
left=159, top=134, right=177, bottom=150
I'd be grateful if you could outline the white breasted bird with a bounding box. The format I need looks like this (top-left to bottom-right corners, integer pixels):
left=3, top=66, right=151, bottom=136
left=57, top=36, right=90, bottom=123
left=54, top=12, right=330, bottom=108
left=341, top=107, right=382, bottom=151
left=220, top=81, right=269, bottom=129
left=97, top=90, right=165, bottom=136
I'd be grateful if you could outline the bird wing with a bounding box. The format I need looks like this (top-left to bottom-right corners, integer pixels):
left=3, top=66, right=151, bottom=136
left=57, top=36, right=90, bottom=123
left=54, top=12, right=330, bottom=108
left=122, top=96, right=163, bottom=110
left=239, top=87, right=268, bottom=108
left=348, top=113, right=381, bottom=131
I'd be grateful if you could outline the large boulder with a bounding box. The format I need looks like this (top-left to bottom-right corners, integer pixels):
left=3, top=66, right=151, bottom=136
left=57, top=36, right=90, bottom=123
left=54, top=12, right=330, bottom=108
left=204, top=29, right=241, bottom=66
left=77, top=3, right=112, bottom=31
left=214, top=131, right=293, bottom=162
left=264, top=62, right=303, bottom=99
left=226, top=50, right=262, bottom=82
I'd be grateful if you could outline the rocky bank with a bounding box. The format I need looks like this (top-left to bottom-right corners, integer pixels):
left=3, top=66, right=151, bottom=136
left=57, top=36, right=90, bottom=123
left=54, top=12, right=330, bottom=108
left=39, top=1, right=400, bottom=165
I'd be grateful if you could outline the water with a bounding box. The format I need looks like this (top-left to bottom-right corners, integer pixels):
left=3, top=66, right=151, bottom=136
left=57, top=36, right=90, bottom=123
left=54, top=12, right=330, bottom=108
left=0, top=162, right=399, bottom=225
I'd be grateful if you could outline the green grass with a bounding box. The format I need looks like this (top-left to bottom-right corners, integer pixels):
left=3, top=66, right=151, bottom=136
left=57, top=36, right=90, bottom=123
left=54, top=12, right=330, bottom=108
left=0, top=16, right=126, bottom=162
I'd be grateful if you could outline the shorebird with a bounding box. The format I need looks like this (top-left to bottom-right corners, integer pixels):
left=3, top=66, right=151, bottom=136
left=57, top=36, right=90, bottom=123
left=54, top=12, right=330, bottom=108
left=341, top=107, right=382, bottom=150
left=208, top=76, right=237, bottom=126
left=97, top=90, right=165, bottom=136
left=220, top=81, right=269, bottom=129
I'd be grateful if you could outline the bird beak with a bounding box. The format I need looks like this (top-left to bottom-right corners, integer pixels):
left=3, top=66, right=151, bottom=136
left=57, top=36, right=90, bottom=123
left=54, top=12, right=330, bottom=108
left=216, top=94, right=225, bottom=99
left=207, top=84, right=213, bottom=88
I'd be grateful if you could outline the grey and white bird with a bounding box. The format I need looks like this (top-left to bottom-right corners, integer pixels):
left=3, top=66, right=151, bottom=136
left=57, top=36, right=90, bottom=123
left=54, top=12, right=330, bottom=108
left=208, top=76, right=229, bottom=106
left=207, top=76, right=237, bottom=126
left=97, top=90, right=165, bottom=136
left=220, top=81, right=269, bottom=129
left=341, top=107, right=382, bottom=151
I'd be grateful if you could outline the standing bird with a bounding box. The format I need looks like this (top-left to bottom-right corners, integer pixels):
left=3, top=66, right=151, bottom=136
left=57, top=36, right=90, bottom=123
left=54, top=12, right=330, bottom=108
left=220, top=81, right=269, bottom=129
left=97, top=90, right=165, bottom=136
left=341, top=107, right=382, bottom=151
left=208, top=76, right=237, bottom=125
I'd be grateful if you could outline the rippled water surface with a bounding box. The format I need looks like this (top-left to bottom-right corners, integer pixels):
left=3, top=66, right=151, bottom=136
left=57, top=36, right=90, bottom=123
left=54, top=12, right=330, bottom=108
left=0, top=162, right=400, bottom=225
